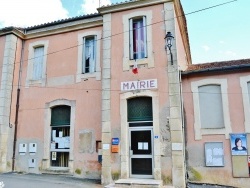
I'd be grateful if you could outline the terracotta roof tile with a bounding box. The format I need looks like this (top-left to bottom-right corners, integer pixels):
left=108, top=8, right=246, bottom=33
left=185, top=59, right=250, bottom=72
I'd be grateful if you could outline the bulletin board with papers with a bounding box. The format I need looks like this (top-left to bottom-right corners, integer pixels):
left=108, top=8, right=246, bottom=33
left=205, top=142, right=224, bottom=167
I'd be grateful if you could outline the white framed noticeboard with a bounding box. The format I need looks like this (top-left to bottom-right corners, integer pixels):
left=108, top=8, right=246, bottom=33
left=205, top=142, right=224, bottom=167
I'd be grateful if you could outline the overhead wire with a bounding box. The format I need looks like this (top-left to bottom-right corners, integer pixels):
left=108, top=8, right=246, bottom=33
left=0, top=0, right=238, bottom=69
left=0, top=0, right=242, bottom=113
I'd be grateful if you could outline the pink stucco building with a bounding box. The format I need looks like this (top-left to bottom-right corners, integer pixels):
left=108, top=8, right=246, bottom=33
left=0, top=0, right=191, bottom=187
left=2, top=0, right=250, bottom=187
left=182, top=59, right=250, bottom=187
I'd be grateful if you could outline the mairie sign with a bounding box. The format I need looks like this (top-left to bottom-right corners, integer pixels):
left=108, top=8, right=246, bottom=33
left=121, top=79, right=157, bottom=91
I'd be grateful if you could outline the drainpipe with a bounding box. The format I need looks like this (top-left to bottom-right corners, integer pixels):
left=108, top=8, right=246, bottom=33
left=12, top=37, right=25, bottom=171
left=179, top=66, right=188, bottom=184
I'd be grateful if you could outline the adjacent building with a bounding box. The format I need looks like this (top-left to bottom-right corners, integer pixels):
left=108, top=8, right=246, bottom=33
left=182, top=59, right=250, bottom=188
left=0, top=0, right=191, bottom=187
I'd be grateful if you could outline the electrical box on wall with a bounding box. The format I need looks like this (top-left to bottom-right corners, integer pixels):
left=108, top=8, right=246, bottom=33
left=19, top=143, right=27, bottom=154
left=29, top=143, right=37, bottom=153
left=28, top=159, right=36, bottom=168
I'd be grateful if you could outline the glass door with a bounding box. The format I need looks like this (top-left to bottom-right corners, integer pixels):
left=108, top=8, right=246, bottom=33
left=129, top=128, right=153, bottom=178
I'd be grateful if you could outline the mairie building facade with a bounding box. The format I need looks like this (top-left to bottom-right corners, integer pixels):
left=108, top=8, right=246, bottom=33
left=0, top=0, right=191, bottom=187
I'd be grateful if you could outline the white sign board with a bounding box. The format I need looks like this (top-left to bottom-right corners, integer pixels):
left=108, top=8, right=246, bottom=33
left=121, top=79, right=157, bottom=91
left=205, top=142, right=224, bottom=166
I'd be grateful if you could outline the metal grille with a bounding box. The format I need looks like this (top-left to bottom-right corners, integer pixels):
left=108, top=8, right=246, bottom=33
left=127, top=97, right=152, bottom=122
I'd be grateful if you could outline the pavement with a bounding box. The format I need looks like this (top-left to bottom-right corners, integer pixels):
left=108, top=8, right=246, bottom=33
left=0, top=172, right=103, bottom=188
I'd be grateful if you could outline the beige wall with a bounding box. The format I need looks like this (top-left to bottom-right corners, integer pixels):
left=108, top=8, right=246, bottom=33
left=0, top=36, right=5, bottom=87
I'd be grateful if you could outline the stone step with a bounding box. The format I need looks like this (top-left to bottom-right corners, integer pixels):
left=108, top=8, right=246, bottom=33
left=105, top=179, right=163, bottom=188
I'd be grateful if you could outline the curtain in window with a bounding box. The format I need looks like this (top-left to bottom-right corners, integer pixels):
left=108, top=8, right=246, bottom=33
left=33, top=47, right=44, bottom=80
left=129, top=17, right=147, bottom=60
left=198, top=85, right=225, bottom=129
left=83, top=37, right=96, bottom=73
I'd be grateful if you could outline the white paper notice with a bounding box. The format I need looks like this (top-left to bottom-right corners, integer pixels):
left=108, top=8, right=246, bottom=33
left=51, top=143, right=56, bottom=149
left=59, top=131, right=63, bottom=137
left=144, top=142, right=148, bottom=150
left=58, top=140, right=64, bottom=148
left=52, top=130, right=56, bottom=141
left=138, top=142, right=143, bottom=150
left=52, top=152, right=57, bottom=160
left=213, top=157, right=223, bottom=166
left=103, top=144, right=110, bottom=150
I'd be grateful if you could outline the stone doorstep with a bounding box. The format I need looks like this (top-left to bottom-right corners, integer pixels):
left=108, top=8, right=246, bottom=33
left=105, top=178, right=163, bottom=188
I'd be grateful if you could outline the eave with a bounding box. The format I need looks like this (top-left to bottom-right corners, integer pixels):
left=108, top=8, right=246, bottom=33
left=98, top=0, right=171, bottom=14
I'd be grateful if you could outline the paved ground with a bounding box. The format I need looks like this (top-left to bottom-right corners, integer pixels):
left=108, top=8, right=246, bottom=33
left=187, top=182, right=236, bottom=188
left=0, top=172, right=103, bottom=188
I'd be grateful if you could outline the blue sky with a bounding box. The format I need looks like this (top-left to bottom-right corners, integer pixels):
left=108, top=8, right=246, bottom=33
left=0, top=0, right=248, bottom=64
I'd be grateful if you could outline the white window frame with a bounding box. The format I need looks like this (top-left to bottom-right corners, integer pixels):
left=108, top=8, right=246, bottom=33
left=26, top=40, right=49, bottom=87
left=191, top=79, right=231, bottom=140
left=123, top=10, right=153, bottom=71
left=240, top=75, right=250, bottom=132
left=77, top=31, right=101, bottom=82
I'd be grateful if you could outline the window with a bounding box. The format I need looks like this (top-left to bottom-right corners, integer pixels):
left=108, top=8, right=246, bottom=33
left=123, top=11, right=153, bottom=71
left=191, top=79, right=231, bottom=140
left=26, top=40, right=48, bottom=86
left=50, top=105, right=71, bottom=167
left=33, top=46, right=44, bottom=80
left=129, top=17, right=147, bottom=60
left=77, top=31, right=101, bottom=82
left=83, top=36, right=96, bottom=74
left=198, top=85, right=224, bottom=129
left=127, top=97, right=152, bottom=122
left=240, top=76, right=250, bottom=132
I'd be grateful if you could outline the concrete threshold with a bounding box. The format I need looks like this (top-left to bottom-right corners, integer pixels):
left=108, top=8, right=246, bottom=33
left=106, top=178, right=163, bottom=188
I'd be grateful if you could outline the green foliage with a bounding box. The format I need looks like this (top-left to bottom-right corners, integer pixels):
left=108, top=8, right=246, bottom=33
left=162, top=175, right=172, bottom=185
left=189, top=167, right=202, bottom=181
left=75, top=168, right=81, bottom=175
left=111, top=171, right=120, bottom=180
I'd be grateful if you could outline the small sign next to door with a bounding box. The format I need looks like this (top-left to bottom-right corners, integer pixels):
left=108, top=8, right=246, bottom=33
left=112, top=138, right=119, bottom=145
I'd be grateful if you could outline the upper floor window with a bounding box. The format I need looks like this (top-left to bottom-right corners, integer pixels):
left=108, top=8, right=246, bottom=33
left=129, top=17, right=147, bottom=60
left=26, top=40, right=49, bottom=87
left=123, top=11, right=153, bottom=71
left=191, top=79, right=231, bottom=140
left=83, top=36, right=96, bottom=74
left=33, top=46, right=44, bottom=80
left=77, top=31, right=101, bottom=82
left=198, top=85, right=224, bottom=129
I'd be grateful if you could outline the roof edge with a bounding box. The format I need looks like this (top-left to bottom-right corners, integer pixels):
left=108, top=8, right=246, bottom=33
left=0, top=26, right=25, bottom=38
left=98, top=0, right=171, bottom=14
left=182, top=62, right=250, bottom=75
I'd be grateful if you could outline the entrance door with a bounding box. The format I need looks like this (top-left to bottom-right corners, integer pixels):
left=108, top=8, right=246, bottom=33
left=129, top=128, right=153, bottom=178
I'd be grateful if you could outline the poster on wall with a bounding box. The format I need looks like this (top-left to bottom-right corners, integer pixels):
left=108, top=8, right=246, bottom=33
left=230, top=133, right=247, bottom=155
